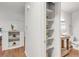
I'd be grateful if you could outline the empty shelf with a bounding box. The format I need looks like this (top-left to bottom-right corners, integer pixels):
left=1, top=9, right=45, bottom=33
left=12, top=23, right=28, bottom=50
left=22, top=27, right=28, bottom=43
left=47, top=44, right=54, bottom=50
left=46, top=30, right=54, bottom=37
left=46, top=2, right=55, bottom=10
left=47, top=28, right=54, bottom=31
left=47, top=36, right=54, bottom=40
left=46, top=47, right=54, bottom=57
left=46, top=21, right=54, bottom=29
left=46, top=9, right=53, bottom=12
left=46, top=38, right=53, bottom=47
left=47, top=19, right=54, bottom=21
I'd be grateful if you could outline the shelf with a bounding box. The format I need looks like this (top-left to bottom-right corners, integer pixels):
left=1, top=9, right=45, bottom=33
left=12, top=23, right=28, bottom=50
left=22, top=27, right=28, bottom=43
left=46, top=47, right=54, bottom=57
left=46, top=9, right=54, bottom=13
left=47, top=36, right=54, bottom=40
left=9, top=36, right=20, bottom=39
left=46, top=44, right=54, bottom=50
left=8, top=41, right=19, bottom=47
left=47, top=19, right=54, bottom=21
left=9, top=39, right=20, bottom=42
left=46, top=31, right=54, bottom=37
left=46, top=21, right=54, bottom=26
left=47, top=28, right=54, bottom=31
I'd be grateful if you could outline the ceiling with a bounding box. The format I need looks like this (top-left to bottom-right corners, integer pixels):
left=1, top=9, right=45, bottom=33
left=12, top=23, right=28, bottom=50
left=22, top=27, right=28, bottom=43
left=1, top=2, right=79, bottom=14
left=61, top=2, right=79, bottom=13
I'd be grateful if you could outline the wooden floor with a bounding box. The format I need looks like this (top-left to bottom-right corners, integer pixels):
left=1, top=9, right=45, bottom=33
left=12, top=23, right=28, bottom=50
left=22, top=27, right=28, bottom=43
left=0, top=46, right=79, bottom=57
left=0, top=47, right=26, bottom=57
left=65, top=49, right=79, bottom=57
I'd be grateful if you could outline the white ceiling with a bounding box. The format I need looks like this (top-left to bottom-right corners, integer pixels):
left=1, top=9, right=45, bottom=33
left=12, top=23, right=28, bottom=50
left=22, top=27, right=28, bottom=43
left=61, top=2, right=79, bottom=13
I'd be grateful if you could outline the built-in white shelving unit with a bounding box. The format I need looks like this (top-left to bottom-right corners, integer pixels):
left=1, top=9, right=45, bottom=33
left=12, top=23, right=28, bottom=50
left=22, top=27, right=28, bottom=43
left=8, top=31, right=20, bottom=47
left=25, top=2, right=61, bottom=57
left=46, top=2, right=55, bottom=57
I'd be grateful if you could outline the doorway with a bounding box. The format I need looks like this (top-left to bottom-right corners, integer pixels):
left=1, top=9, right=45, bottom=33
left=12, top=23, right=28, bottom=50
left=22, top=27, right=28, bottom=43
left=61, top=2, right=79, bottom=57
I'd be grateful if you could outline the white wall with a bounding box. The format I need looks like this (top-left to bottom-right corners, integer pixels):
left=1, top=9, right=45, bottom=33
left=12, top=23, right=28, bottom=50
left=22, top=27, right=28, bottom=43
left=0, top=3, right=25, bottom=50
left=25, top=2, right=46, bottom=57
left=0, top=9, right=25, bottom=31
left=61, top=10, right=72, bottom=35
left=72, top=11, right=79, bottom=41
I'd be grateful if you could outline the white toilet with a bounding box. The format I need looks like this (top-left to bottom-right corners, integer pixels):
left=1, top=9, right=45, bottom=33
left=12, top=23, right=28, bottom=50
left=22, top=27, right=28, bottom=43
left=71, top=35, right=79, bottom=50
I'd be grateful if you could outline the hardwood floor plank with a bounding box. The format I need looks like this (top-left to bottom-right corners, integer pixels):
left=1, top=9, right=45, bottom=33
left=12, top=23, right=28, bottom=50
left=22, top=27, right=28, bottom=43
left=65, top=48, right=79, bottom=57
left=0, top=47, right=26, bottom=57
